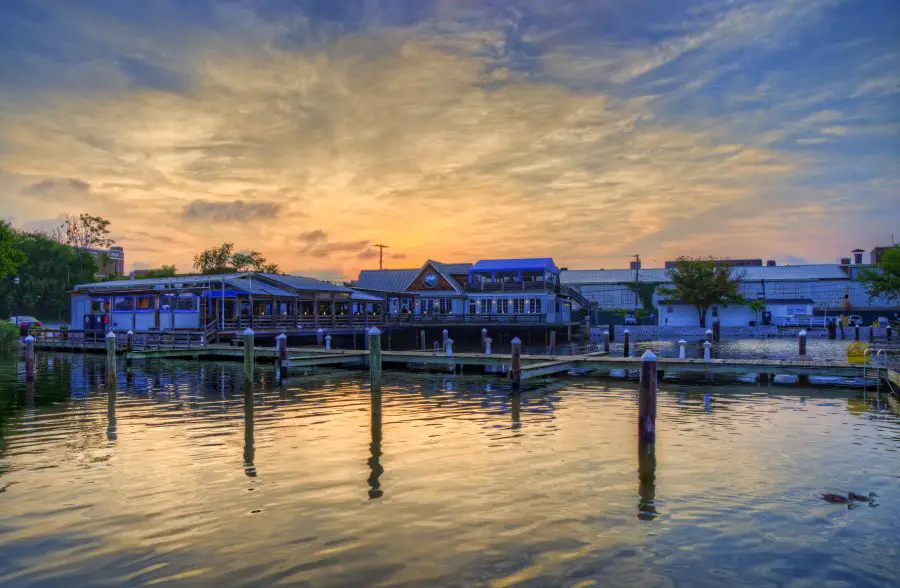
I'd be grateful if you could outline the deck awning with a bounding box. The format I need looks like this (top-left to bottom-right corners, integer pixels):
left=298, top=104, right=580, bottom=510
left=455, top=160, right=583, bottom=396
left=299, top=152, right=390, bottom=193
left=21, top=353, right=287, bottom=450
left=225, top=277, right=297, bottom=297
left=350, top=291, right=384, bottom=302
left=470, top=258, right=558, bottom=274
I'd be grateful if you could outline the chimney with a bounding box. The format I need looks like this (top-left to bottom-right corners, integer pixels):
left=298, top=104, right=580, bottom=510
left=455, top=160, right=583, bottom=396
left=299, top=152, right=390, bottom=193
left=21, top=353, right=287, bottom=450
left=840, top=257, right=851, bottom=265
left=851, top=249, right=864, bottom=265
left=766, top=260, right=776, bottom=267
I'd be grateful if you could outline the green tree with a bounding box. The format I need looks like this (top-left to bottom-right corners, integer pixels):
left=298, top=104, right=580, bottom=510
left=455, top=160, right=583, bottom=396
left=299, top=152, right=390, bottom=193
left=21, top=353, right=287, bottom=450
left=62, top=214, right=114, bottom=249
left=746, top=299, right=766, bottom=324
left=0, top=230, right=97, bottom=320
left=659, top=257, right=745, bottom=327
left=142, top=265, right=177, bottom=278
left=0, top=221, right=26, bottom=279
left=193, top=243, right=235, bottom=274
left=858, top=246, right=900, bottom=303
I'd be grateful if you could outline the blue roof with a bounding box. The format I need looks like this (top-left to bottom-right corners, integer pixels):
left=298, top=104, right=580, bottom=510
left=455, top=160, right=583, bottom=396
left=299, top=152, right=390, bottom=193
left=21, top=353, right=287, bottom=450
left=470, top=258, right=558, bottom=273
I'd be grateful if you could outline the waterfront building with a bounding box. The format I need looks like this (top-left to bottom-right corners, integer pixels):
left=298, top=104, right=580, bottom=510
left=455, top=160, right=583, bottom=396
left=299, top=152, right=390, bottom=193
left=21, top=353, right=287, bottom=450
left=70, top=272, right=383, bottom=338
left=80, top=245, right=125, bottom=279
left=356, top=258, right=588, bottom=326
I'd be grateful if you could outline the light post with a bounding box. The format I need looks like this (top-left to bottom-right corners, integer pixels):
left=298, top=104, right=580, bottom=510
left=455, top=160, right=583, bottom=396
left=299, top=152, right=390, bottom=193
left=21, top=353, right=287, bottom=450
left=13, top=276, right=20, bottom=331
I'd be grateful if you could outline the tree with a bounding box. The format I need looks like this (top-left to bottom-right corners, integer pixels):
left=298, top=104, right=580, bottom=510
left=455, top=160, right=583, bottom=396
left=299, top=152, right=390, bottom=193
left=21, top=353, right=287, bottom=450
left=142, top=265, right=177, bottom=278
left=194, top=244, right=279, bottom=274
left=193, top=243, right=235, bottom=274
left=0, top=229, right=97, bottom=320
left=62, top=214, right=114, bottom=249
left=659, top=257, right=745, bottom=327
left=858, top=246, right=900, bottom=303
left=0, top=221, right=26, bottom=279
left=746, top=299, right=766, bottom=324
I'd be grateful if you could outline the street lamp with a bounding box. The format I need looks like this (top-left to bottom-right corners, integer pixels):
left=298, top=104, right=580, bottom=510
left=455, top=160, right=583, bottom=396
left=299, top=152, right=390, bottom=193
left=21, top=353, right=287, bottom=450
left=13, top=276, right=20, bottom=329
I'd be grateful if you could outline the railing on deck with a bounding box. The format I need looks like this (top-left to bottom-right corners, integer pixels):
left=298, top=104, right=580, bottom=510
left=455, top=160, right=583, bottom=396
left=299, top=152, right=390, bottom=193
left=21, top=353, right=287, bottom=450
left=465, top=280, right=554, bottom=292
left=385, top=313, right=548, bottom=325
left=31, top=328, right=208, bottom=350
left=777, top=316, right=828, bottom=328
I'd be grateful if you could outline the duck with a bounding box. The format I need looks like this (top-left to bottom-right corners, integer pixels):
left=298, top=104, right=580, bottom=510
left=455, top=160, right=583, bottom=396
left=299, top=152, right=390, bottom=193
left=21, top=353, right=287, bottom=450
left=821, top=493, right=850, bottom=504
left=848, top=491, right=878, bottom=502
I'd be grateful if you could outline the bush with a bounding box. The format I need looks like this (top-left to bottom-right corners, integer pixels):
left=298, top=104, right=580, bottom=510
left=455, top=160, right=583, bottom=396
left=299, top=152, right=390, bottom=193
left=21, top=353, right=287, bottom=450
left=0, top=321, right=18, bottom=352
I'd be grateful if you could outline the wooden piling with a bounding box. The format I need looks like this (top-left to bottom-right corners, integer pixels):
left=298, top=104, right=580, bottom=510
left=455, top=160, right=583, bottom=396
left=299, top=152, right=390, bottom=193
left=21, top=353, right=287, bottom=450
left=582, top=317, right=591, bottom=346
left=276, top=333, right=288, bottom=378
left=798, top=329, right=807, bottom=357
left=638, top=350, right=657, bottom=442
left=703, top=341, right=712, bottom=362
left=510, top=337, right=522, bottom=390
left=549, top=330, right=557, bottom=355
left=869, top=326, right=874, bottom=343
left=368, top=327, right=382, bottom=383
left=126, top=330, right=134, bottom=365
left=243, top=328, right=255, bottom=382
left=609, top=323, right=615, bottom=343
left=603, top=330, right=610, bottom=353
left=713, top=321, right=721, bottom=343
left=706, top=329, right=713, bottom=343
left=325, top=335, right=332, bottom=350
left=445, top=338, right=454, bottom=357
left=888, top=325, right=893, bottom=341
left=485, top=337, right=492, bottom=355
left=105, top=331, right=117, bottom=386
left=24, top=334, right=35, bottom=382
left=317, top=328, right=324, bottom=347
left=854, top=325, right=860, bottom=341
left=678, top=339, right=686, bottom=360
left=637, top=438, right=657, bottom=521
left=442, top=329, right=449, bottom=343
left=421, top=329, right=427, bottom=352
left=623, top=329, right=631, bottom=357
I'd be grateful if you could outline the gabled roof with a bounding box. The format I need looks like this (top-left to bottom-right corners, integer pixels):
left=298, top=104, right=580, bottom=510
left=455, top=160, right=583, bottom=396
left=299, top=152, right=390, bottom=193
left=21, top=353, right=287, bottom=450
left=471, top=258, right=558, bottom=273
left=433, top=262, right=473, bottom=276
left=227, top=277, right=297, bottom=297
left=561, top=269, right=667, bottom=284
left=259, top=273, right=352, bottom=293
left=75, top=273, right=253, bottom=291
left=357, top=269, right=419, bottom=293
left=425, top=260, right=468, bottom=293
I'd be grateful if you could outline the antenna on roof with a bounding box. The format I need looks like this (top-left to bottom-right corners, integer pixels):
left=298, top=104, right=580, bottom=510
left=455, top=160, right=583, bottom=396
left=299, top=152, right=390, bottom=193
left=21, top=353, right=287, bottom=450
left=373, top=244, right=389, bottom=270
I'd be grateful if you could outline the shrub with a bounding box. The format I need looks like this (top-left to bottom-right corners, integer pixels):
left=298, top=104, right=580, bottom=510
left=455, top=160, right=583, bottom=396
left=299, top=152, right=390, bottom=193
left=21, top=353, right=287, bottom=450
left=0, top=321, right=18, bottom=352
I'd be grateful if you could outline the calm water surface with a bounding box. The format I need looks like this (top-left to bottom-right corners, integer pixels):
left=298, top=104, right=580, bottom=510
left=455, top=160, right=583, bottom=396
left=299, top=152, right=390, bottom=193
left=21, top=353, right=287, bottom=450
left=1, top=352, right=898, bottom=587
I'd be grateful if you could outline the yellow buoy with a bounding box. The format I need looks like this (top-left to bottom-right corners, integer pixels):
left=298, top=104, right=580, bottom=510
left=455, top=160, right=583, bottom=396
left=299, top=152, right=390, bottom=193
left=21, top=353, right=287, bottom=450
left=846, top=341, right=869, bottom=364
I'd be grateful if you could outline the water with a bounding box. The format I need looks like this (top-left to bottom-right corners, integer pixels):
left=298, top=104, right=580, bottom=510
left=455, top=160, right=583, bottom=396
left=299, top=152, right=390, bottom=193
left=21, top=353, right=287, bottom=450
left=1, top=352, right=899, bottom=587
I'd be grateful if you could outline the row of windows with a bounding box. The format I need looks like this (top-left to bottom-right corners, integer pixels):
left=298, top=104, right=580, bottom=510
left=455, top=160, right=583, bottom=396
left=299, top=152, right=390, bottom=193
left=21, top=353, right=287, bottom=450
left=95, top=295, right=199, bottom=313
left=468, top=297, right=544, bottom=314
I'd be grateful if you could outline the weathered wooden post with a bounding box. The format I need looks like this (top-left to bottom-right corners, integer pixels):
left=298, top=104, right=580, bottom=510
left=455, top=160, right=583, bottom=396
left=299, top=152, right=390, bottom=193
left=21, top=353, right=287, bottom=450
left=485, top=337, right=492, bottom=355
left=24, top=334, right=35, bottom=382
left=510, top=336, right=522, bottom=390
left=316, top=328, right=324, bottom=347
left=705, top=329, right=713, bottom=343
left=603, top=330, right=610, bottom=353
left=703, top=341, right=712, bottom=363
left=368, top=327, right=382, bottom=384
left=243, top=327, right=254, bottom=382
left=678, top=339, right=686, bottom=360
left=105, top=330, right=117, bottom=386
left=276, top=333, right=288, bottom=378
left=325, top=335, right=332, bottom=351
left=638, top=350, right=657, bottom=442
left=888, top=325, right=893, bottom=341
left=368, top=366, right=383, bottom=499
left=713, top=320, right=721, bottom=343
left=420, top=329, right=427, bottom=352
left=854, top=325, right=859, bottom=341
left=868, top=326, right=874, bottom=343
left=582, top=317, right=591, bottom=347
left=126, top=329, right=134, bottom=353
left=609, top=323, right=615, bottom=342
left=482, top=328, right=488, bottom=351
left=445, top=337, right=454, bottom=357
left=637, top=437, right=657, bottom=521
left=549, top=329, right=557, bottom=355
left=442, top=329, right=449, bottom=344
left=798, top=329, right=807, bottom=357
left=623, top=329, right=631, bottom=358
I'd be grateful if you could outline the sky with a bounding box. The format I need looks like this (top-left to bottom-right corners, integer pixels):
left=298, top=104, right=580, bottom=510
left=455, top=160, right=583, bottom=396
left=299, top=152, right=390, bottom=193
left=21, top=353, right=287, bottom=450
left=0, top=0, right=898, bottom=280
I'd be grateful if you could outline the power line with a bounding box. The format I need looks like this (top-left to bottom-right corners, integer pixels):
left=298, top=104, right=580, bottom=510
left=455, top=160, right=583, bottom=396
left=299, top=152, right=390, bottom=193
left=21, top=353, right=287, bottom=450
left=373, top=244, right=389, bottom=270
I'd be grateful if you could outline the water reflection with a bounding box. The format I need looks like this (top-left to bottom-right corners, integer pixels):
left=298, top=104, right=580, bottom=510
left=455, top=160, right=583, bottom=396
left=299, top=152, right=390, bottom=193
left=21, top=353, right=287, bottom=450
left=511, top=392, right=521, bottom=430
left=106, top=389, right=117, bottom=442
left=368, top=383, right=384, bottom=499
left=637, top=440, right=657, bottom=521
left=243, top=383, right=256, bottom=478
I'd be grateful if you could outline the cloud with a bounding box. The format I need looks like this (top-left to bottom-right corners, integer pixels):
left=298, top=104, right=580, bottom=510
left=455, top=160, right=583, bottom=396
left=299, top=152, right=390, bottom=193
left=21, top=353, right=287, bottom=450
left=820, top=126, right=847, bottom=136
left=298, top=230, right=328, bottom=246
left=311, top=240, right=370, bottom=257
left=181, top=199, right=282, bottom=223
left=358, top=249, right=379, bottom=260
left=796, top=137, right=829, bottom=145
left=22, top=178, right=91, bottom=199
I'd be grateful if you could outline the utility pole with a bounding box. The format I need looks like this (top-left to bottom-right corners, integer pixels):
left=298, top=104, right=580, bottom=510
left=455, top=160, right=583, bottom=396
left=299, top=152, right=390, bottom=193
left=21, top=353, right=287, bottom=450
left=632, top=254, right=640, bottom=283
left=374, top=244, right=389, bottom=270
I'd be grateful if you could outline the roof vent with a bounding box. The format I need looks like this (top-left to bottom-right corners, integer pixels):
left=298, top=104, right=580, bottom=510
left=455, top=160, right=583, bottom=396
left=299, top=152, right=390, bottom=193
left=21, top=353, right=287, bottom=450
left=852, top=249, right=864, bottom=265
left=840, top=257, right=851, bottom=265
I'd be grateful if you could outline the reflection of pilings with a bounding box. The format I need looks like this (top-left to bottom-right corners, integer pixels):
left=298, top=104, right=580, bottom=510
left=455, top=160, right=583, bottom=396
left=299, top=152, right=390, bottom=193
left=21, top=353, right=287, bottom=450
left=105, top=331, right=117, bottom=388
left=107, top=388, right=117, bottom=442
left=24, top=380, right=35, bottom=433
left=511, top=392, right=521, bottom=430
left=25, top=335, right=35, bottom=382
left=243, top=383, right=256, bottom=477
left=367, top=381, right=384, bottom=499
left=638, top=439, right=657, bottom=520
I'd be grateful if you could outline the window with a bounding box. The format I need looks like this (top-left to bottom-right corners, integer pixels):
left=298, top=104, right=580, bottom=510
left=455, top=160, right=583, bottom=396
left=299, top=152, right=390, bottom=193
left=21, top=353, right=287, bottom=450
left=439, top=298, right=452, bottom=314
left=91, top=299, right=107, bottom=313
left=469, top=299, right=477, bottom=314
left=160, top=294, right=198, bottom=312
left=113, top=296, right=133, bottom=312
left=400, top=299, right=411, bottom=313
left=497, top=299, right=509, bottom=314
left=512, top=299, right=525, bottom=314
left=481, top=298, right=493, bottom=314
left=135, top=296, right=154, bottom=310
left=528, top=298, right=542, bottom=314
